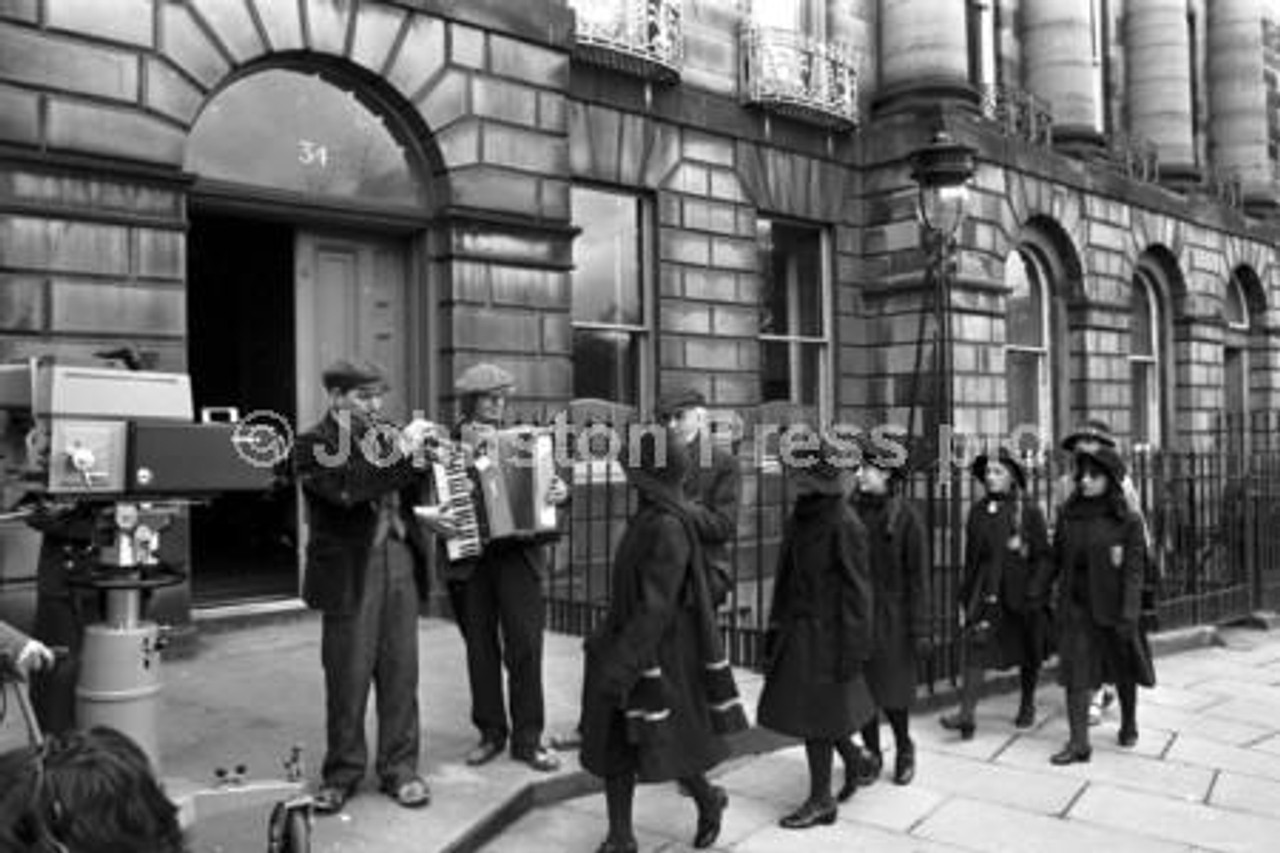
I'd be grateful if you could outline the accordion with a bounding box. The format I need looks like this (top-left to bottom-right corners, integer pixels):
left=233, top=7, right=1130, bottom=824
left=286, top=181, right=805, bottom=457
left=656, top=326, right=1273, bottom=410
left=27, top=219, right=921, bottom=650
left=425, top=426, right=559, bottom=562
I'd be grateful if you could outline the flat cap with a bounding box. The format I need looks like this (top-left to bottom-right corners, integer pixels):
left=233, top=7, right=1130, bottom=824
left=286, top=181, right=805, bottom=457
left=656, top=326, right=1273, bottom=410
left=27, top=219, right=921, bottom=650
left=655, top=386, right=707, bottom=420
left=322, top=358, right=388, bottom=392
left=455, top=362, right=515, bottom=395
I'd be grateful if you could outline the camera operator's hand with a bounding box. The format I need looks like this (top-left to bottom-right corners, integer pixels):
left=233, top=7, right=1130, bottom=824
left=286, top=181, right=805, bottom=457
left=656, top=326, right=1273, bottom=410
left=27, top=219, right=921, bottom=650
left=17, top=638, right=55, bottom=673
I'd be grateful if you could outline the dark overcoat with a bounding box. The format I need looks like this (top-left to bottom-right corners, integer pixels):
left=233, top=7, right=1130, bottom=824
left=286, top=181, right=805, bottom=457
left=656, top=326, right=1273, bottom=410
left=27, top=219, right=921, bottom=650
left=850, top=492, right=929, bottom=709
left=960, top=494, right=1051, bottom=669
left=294, top=413, right=429, bottom=615
left=1046, top=496, right=1153, bottom=689
left=579, top=501, right=731, bottom=783
left=757, top=493, right=876, bottom=739
left=681, top=438, right=741, bottom=601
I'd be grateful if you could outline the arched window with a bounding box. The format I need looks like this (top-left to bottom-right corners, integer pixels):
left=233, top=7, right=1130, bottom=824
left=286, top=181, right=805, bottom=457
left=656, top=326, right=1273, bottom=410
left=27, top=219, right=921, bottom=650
left=1005, top=249, right=1051, bottom=446
left=1223, top=272, right=1252, bottom=450
left=1130, top=272, right=1162, bottom=448
left=186, top=68, right=427, bottom=210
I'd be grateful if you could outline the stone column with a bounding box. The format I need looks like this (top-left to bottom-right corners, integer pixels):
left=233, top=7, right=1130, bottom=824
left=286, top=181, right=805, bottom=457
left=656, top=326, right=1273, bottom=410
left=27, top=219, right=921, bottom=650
left=1022, top=0, right=1104, bottom=152
left=1207, top=0, right=1273, bottom=213
left=875, top=0, right=976, bottom=114
left=1125, top=0, right=1198, bottom=183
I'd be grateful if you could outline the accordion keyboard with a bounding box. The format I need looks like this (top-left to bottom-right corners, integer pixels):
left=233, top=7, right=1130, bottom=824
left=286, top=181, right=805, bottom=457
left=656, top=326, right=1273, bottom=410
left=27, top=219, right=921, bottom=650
left=432, top=451, right=482, bottom=562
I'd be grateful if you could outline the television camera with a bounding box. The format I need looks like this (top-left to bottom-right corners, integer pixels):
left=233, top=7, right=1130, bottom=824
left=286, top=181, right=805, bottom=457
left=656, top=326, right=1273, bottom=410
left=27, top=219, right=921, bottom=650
left=0, top=357, right=312, bottom=851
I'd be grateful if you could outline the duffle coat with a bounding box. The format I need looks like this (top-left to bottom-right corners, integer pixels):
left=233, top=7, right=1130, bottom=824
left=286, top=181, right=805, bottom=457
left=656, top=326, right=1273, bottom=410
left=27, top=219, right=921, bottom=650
left=579, top=500, right=732, bottom=782
left=850, top=492, right=930, bottom=709
left=757, top=492, right=877, bottom=739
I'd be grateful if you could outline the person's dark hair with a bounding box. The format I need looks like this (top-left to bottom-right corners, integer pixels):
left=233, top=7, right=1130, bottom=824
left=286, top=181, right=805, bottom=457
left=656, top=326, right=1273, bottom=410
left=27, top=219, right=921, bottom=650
left=0, top=727, right=187, bottom=853
left=1070, top=455, right=1129, bottom=520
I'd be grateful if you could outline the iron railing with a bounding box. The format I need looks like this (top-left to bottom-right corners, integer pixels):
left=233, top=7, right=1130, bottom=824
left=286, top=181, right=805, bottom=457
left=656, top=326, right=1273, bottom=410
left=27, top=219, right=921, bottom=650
left=978, top=83, right=1053, bottom=146
left=545, top=441, right=1280, bottom=694
left=1105, top=131, right=1161, bottom=183
left=740, top=25, right=859, bottom=129
left=570, top=0, right=683, bottom=82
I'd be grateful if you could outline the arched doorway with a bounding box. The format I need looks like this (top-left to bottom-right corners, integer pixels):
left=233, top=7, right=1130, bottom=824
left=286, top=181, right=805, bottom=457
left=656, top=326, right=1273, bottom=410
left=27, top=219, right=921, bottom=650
left=183, top=65, right=435, bottom=605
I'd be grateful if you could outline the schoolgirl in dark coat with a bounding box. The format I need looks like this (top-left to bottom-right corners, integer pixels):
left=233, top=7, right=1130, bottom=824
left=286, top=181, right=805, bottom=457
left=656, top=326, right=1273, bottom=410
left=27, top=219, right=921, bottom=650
left=1043, top=444, right=1152, bottom=765
left=849, top=442, right=930, bottom=786
left=940, top=448, right=1051, bottom=738
left=758, top=434, right=876, bottom=829
left=579, top=427, right=748, bottom=853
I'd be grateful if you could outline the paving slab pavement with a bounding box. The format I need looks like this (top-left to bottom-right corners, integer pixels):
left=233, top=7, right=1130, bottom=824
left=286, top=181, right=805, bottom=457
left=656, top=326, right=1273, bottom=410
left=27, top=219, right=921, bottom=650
left=154, top=611, right=597, bottom=853
left=491, top=625, right=1280, bottom=853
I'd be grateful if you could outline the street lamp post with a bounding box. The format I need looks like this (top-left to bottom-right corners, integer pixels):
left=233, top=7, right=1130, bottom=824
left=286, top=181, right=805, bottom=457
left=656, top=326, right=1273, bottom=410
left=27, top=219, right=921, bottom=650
left=908, top=129, right=976, bottom=467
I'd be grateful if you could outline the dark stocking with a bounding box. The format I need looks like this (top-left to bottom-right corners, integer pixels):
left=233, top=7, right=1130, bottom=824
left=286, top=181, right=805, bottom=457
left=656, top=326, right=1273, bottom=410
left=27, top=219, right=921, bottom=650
left=885, top=707, right=911, bottom=752
left=604, top=773, right=637, bottom=846
left=1019, top=665, right=1039, bottom=706
left=860, top=716, right=882, bottom=757
left=804, top=739, right=835, bottom=804
left=1117, top=681, right=1138, bottom=731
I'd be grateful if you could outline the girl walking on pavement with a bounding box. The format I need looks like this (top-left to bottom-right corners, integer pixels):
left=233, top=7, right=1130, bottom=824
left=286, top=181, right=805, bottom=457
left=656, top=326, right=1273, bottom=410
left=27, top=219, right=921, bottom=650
left=579, top=426, right=748, bottom=853
left=940, top=447, right=1051, bottom=739
left=849, top=436, right=931, bottom=786
left=1044, top=443, right=1154, bottom=764
left=757, top=429, right=876, bottom=829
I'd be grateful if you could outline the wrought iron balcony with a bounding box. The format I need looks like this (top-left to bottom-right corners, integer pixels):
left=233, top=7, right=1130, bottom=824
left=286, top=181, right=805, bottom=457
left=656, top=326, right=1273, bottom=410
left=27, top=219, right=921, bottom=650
left=740, top=25, right=859, bottom=130
left=1106, top=131, right=1160, bottom=183
left=979, top=83, right=1053, bottom=146
left=570, top=0, right=683, bottom=83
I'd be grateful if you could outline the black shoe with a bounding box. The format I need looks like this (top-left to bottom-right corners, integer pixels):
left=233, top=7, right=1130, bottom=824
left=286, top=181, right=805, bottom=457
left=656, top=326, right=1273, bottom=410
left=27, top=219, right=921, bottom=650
left=693, top=785, right=728, bottom=849
left=939, top=712, right=975, bottom=740
left=893, top=744, right=916, bottom=785
left=511, top=744, right=561, bottom=772
left=852, top=750, right=882, bottom=787
left=1118, top=726, right=1139, bottom=747
left=465, top=739, right=506, bottom=766
left=1049, top=744, right=1092, bottom=765
left=1014, top=702, right=1036, bottom=729
left=779, top=798, right=837, bottom=830
left=594, top=840, right=638, bottom=853
left=312, top=782, right=356, bottom=815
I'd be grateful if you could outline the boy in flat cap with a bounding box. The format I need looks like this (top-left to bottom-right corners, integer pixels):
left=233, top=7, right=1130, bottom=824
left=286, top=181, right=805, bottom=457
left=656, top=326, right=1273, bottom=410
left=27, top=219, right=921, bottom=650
left=657, top=387, right=741, bottom=610
left=294, top=357, right=443, bottom=814
left=448, top=362, right=567, bottom=773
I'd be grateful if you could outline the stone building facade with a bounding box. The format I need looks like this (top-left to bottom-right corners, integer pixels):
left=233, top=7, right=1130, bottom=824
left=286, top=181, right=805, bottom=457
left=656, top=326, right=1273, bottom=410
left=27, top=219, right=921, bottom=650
left=0, top=0, right=1278, bottom=613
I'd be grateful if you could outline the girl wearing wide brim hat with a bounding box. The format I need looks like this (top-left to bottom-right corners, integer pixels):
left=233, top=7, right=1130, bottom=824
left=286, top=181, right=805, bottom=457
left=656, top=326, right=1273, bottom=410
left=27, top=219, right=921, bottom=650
left=939, top=447, right=1051, bottom=740
left=1042, top=444, right=1154, bottom=766
left=848, top=432, right=931, bottom=787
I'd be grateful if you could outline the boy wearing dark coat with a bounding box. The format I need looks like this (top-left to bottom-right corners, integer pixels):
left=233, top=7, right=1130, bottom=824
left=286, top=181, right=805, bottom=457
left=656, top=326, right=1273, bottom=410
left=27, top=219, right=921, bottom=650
left=580, top=426, right=747, bottom=853
left=849, top=435, right=930, bottom=786
left=758, top=429, right=875, bottom=829
left=940, top=447, right=1051, bottom=739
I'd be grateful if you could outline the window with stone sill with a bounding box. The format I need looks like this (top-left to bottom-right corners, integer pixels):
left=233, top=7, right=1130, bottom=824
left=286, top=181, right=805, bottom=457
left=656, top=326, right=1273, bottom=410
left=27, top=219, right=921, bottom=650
left=1129, top=271, right=1163, bottom=450
left=1005, top=248, right=1052, bottom=449
left=757, top=217, right=830, bottom=420
left=747, top=0, right=829, bottom=95
left=1223, top=272, right=1251, bottom=454
left=570, top=186, right=652, bottom=409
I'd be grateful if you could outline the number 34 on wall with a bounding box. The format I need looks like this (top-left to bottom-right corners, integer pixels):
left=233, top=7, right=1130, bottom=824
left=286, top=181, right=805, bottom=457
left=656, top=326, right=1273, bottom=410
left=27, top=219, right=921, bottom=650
left=298, top=139, right=329, bottom=168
